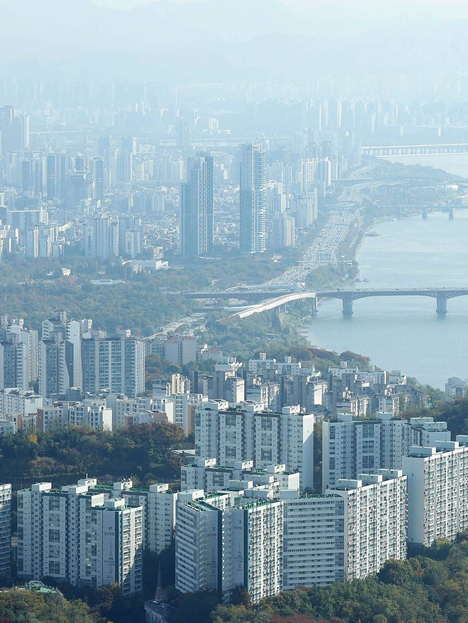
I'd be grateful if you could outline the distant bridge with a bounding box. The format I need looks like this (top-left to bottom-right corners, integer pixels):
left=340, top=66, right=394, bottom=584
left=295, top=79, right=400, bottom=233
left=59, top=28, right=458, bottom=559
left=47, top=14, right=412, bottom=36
left=361, top=143, right=468, bottom=156
left=317, top=288, right=468, bottom=315
left=216, top=287, right=468, bottom=321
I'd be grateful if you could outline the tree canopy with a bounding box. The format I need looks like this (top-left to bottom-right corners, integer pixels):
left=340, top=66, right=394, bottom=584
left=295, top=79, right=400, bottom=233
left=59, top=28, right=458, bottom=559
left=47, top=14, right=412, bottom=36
left=0, top=422, right=185, bottom=489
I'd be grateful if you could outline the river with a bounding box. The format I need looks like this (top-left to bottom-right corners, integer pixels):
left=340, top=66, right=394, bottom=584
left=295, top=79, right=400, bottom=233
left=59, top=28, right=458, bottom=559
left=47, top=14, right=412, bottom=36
left=301, top=155, right=468, bottom=389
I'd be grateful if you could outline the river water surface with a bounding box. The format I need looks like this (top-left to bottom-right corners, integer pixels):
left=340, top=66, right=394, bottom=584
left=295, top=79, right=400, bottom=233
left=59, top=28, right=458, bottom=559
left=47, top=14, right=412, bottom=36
left=302, top=155, right=468, bottom=389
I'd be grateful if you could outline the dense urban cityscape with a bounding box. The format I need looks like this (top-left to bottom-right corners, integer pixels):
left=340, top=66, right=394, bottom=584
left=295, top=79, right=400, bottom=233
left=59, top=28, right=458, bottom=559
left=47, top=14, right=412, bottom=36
left=1, top=1, right=468, bottom=622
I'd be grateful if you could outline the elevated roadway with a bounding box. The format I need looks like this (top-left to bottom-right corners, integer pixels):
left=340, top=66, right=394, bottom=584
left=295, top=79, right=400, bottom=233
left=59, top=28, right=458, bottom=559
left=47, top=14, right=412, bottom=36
left=218, top=287, right=468, bottom=321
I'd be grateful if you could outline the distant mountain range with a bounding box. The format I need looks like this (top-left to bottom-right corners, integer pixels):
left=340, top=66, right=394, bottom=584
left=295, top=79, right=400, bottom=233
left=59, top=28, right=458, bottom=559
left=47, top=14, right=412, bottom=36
left=0, top=0, right=466, bottom=81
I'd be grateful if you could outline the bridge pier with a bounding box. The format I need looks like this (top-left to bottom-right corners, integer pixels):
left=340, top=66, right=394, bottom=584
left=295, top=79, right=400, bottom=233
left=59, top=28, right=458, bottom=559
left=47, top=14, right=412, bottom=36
left=311, top=298, right=317, bottom=315
left=449, top=209, right=454, bottom=220
left=342, top=299, right=354, bottom=315
left=422, top=208, right=427, bottom=220
left=437, top=295, right=448, bottom=315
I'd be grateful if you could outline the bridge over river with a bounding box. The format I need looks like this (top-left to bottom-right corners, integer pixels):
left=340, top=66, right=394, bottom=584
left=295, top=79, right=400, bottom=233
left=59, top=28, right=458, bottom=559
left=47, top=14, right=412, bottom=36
left=213, top=287, right=468, bottom=321
left=316, top=288, right=468, bottom=315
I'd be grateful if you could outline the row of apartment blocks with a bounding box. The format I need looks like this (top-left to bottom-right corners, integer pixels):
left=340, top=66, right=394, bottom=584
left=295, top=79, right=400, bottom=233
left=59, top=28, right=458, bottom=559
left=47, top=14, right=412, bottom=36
left=9, top=419, right=468, bottom=602
left=17, top=478, right=178, bottom=595
left=322, top=412, right=451, bottom=489
left=176, top=434, right=468, bottom=604
left=0, top=312, right=145, bottom=399
left=174, top=468, right=408, bottom=603
left=0, top=380, right=205, bottom=435
left=184, top=356, right=426, bottom=419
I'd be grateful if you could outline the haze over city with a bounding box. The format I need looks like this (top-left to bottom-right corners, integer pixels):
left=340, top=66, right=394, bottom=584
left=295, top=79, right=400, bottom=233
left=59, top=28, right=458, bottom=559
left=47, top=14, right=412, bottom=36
left=1, top=0, right=468, bottom=622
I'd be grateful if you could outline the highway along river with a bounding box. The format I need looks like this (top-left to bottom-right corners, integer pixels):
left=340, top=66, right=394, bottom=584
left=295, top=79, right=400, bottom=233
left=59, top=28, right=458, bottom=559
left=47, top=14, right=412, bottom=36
left=302, top=209, right=468, bottom=389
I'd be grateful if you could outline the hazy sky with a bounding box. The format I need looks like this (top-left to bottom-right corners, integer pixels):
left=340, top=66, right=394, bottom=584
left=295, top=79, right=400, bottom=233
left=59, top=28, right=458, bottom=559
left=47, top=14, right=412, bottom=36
left=90, top=0, right=468, bottom=19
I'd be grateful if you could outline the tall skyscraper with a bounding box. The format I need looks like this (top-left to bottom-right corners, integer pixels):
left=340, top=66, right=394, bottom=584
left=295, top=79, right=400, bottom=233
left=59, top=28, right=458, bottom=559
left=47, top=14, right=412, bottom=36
left=180, top=154, right=214, bottom=256
left=47, top=153, right=68, bottom=200
left=116, top=151, right=133, bottom=182
left=240, top=144, right=266, bottom=253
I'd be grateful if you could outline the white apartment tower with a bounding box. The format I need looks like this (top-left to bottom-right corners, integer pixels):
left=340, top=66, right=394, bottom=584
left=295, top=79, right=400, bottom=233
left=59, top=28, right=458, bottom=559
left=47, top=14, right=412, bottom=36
left=240, top=144, right=266, bottom=254
left=328, top=470, right=408, bottom=580
left=39, top=311, right=92, bottom=397
left=281, top=469, right=407, bottom=589
left=195, top=402, right=314, bottom=491
left=89, top=480, right=177, bottom=555
left=175, top=492, right=283, bottom=604
left=0, top=316, right=39, bottom=391
left=322, top=413, right=450, bottom=491
left=17, top=480, right=143, bottom=595
left=281, top=491, right=346, bottom=589
left=81, top=329, right=145, bottom=398
left=403, top=438, right=468, bottom=547
left=0, top=484, right=11, bottom=580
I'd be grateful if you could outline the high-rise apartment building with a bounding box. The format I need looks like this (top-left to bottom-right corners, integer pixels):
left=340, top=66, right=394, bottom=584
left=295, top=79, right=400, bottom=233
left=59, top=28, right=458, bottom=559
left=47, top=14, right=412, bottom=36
left=39, top=312, right=92, bottom=398
left=17, top=480, right=143, bottom=595
left=0, top=316, right=38, bottom=390
left=175, top=491, right=283, bottom=603
left=403, top=438, right=468, bottom=547
left=88, top=480, right=177, bottom=554
left=180, top=154, right=214, bottom=256
left=164, top=335, right=197, bottom=366
left=282, top=490, right=346, bottom=589
left=82, top=214, right=142, bottom=259
left=240, top=144, right=266, bottom=253
left=46, top=153, right=68, bottom=200
left=322, top=413, right=450, bottom=491
left=195, top=402, right=314, bottom=491
left=281, top=469, right=407, bottom=589
left=82, top=215, right=120, bottom=258
left=116, top=151, right=133, bottom=182
left=0, top=107, right=29, bottom=175
left=271, top=212, right=296, bottom=248
left=81, top=328, right=145, bottom=398
left=327, top=470, right=408, bottom=580
left=0, top=484, right=11, bottom=580
left=93, top=157, right=105, bottom=200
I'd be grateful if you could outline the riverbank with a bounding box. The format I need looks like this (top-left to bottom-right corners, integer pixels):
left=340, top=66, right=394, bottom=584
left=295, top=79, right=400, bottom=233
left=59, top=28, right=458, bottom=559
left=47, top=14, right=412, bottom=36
left=301, top=210, right=468, bottom=389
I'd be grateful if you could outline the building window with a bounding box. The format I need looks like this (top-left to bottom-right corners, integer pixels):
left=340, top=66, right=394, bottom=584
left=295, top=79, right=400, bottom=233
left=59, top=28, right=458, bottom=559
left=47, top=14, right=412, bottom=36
left=261, top=449, right=273, bottom=462
left=49, top=529, right=60, bottom=543
left=225, top=414, right=237, bottom=427
left=49, top=545, right=60, bottom=559
left=225, top=447, right=237, bottom=459
left=48, top=497, right=61, bottom=511
left=261, top=418, right=273, bottom=431
left=362, top=424, right=374, bottom=438
left=49, top=561, right=60, bottom=575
